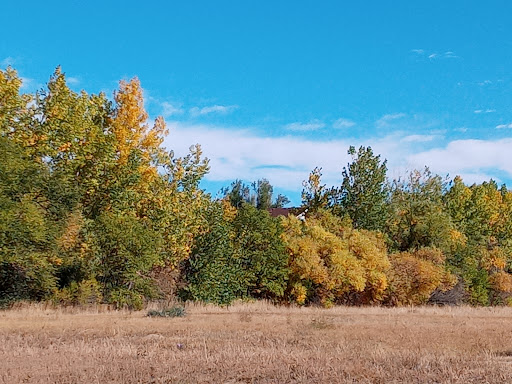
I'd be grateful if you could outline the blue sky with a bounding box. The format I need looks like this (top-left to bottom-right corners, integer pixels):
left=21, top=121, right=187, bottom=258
left=2, top=1, right=512, bottom=204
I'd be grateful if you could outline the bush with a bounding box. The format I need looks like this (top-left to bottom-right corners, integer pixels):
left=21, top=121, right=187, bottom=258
left=386, top=248, right=456, bottom=305
left=147, top=305, right=186, bottom=318
left=53, top=278, right=103, bottom=306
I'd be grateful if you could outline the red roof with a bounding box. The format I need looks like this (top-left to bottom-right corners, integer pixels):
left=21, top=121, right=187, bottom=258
left=268, top=208, right=294, bottom=217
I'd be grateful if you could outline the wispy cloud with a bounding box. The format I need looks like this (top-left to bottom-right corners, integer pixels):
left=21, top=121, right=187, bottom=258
left=161, top=101, right=184, bottom=117
left=496, top=123, right=512, bottom=129
left=333, top=118, right=355, bottom=129
left=432, top=51, right=459, bottom=60
left=478, top=80, right=492, bottom=86
left=444, top=51, right=458, bottom=59
left=1, top=57, right=15, bottom=67
left=19, top=77, right=34, bottom=90
left=190, top=104, right=238, bottom=117
left=474, top=109, right=496, bottom=114
left=400, top=134, right=437, bottom=143
left=285, top=120, right=325, bottom=132
left=411, top=49, right=460, bottom=60
left=376, top=113, right=406, bottom=128
left=67, top=77, right=80, bottom=85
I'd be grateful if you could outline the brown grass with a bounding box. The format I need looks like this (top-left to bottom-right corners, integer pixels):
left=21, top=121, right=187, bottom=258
left=2, top=302, right=512, bottom=383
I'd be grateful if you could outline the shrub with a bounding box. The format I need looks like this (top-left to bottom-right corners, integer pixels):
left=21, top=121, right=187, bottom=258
left=386, top=247, right=456, bottom=305
left=53, top=278, right=103, bottom=306
left=281, top=210, right=390, bottom=306
left=147, top=305, right=186, bottom=318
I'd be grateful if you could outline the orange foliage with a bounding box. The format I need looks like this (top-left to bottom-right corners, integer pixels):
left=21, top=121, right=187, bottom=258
left=489, top=271, right=512, bottom=293
left=387, top=248, right=456, bottom=305
left=57, top=211, right=84, bottom=252
left=480, top=247, right=507, bottom=271
left=112, top=78, right=168, bottom=176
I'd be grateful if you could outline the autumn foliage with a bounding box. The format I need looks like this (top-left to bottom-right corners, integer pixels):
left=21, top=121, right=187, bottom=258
left=2, top=66, right=512, bottom=308
left=281, top=211, right=389, bottom=306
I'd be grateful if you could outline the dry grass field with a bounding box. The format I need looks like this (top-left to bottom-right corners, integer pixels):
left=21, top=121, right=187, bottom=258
left=2, top=302, right=512, bottom=383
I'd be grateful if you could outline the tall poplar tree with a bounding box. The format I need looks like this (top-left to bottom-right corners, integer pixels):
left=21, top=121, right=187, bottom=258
left=335, top=146, right=388, bottom=232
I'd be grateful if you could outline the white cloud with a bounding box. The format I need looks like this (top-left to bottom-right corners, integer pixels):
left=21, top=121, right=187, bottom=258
left=67, top=77, right=80, bottom=85
left=400, top=134, right=437, bottom=143
left=164, top=121, right=349, bottom=189
left=411, top=49, right=424, bottom=55
left=475, top=109, right=496, bottom=114
left=161, top=101, right=184, bottom=117
left=376, top=113, right=406, bottom=128
left=285, top=120, right=325, bottom=131
left=161, top=122, right=421, bottom=190
left=428, top=53, right=438, bottom=60
left=408, top=138, right=512, bottom=181
left=496, top=123, right=512, bottom=129
left=163, top=121, right=512, bottom=194
left=190, top=104, right=238, bottom=117
left=333, top=118, right=355, bottom=129
left=478, top=80, right=492, bottom=86
left=455, top=172, right=499, bottom=185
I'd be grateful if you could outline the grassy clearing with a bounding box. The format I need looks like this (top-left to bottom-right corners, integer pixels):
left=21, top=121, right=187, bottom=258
left=2, top=302, right=512, bottom=383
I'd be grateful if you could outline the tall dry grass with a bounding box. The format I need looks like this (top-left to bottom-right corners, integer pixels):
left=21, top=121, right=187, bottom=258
left=2, top=302, right=512, bottom=383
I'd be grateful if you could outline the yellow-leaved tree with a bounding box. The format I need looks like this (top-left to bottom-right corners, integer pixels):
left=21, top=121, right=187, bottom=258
left=103, top=77, right=210, bottom=304
left=386, top=247, right=456, bottom=306
left=111, top=78, right=169, bottom=201
left=281, top=210, right=389, bottom=306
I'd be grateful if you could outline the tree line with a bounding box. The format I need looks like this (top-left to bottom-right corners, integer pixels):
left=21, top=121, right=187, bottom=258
left=1, top=67, right=511, bottom=308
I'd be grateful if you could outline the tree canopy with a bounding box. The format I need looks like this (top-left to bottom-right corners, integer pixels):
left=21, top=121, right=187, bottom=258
left=2, top=66, right=512, bottom=308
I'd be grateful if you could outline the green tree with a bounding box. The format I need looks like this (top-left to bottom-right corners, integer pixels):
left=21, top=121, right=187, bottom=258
left=231, top=204, right=288, bottom=299
left=180, top=201, right=246, bottom=305
left=253, top=179, right=273, bottom=210
left=0, top=66, right=212, bottom=307
left=181, top=201, right=288, bottom=305
left=221, top=179, right=253, bottom=208
left=0, top=137, right=58, bottom=306
left=0, top=68, right=59, bottom=306
left=301, top=167, right=332, bottom=212
left=387, top=167, right=454, bottom=252
left=32, top=67, right=114, bottom=220
left=88, top=212, right=163, bottom=309
left=444, top=177, right=512, bottom=305
left=273, top=193, right=290, bottom=208
left=222, top=178, right=289, bottom=210
left=335, top=146, right=388, bottom=232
